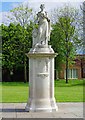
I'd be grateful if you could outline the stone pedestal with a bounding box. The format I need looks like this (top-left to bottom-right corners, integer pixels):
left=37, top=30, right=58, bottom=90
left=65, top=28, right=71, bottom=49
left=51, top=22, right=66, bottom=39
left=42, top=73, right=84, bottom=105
left=25, top=45, right=58, bottom=112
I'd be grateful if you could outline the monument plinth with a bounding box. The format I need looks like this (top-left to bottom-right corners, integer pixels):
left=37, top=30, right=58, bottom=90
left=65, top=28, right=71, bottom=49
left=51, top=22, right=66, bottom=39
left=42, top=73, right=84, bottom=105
left=25, top=4, right=58, bottom=112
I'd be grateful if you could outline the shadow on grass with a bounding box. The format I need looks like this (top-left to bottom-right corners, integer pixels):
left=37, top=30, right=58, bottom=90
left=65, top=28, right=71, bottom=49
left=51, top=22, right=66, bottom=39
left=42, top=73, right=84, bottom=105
left=54, top=79, right=84, bottom=87
left=2, top=82, right=28, bottom=87
left=1, top=80, right=85, bottom=87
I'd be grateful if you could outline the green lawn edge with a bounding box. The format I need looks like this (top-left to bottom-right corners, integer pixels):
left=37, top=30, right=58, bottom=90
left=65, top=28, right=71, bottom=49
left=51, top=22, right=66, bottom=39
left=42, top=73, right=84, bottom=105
left=0, top=79, right=84, bottom=103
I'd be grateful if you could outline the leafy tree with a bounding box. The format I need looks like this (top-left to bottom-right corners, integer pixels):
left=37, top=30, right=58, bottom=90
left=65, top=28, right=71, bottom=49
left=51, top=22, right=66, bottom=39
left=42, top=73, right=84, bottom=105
left=2, top=24, right=15, bottom=68
left=2, top=23, right=33, bottom=82
left=50, top=5, right=82, bottom=83
left=6, top=3, right=33, bottom=27
left=82, top=1, right=85, bottom=54
left=3, top=3, right=33, bottom=82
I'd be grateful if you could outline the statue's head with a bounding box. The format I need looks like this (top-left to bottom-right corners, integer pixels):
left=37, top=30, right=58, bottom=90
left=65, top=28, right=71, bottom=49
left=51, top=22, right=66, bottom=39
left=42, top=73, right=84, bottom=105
left=40, top=4, right=45, bottom=10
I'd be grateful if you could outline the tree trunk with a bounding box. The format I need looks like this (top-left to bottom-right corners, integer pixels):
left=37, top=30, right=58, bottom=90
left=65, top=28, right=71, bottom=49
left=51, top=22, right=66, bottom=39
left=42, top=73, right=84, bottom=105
left=65, top=31, right=69, bottom=83
left=66, top=55, right=68, bottom=83
left=24, top=56, right=27, bottom=83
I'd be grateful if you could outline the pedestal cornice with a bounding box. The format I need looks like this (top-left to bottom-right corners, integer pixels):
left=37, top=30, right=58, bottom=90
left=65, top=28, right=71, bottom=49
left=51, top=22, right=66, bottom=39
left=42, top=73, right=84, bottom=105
left=26, top=52, right=58, bottom=58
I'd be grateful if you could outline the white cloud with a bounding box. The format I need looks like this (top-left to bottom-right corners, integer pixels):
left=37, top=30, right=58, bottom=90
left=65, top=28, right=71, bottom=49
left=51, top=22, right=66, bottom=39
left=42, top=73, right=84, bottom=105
left=2, top=0, right=84, bottom=3
left=23, top=0, right=84, bottom=3
left=0, top=12, right=2, bottom=25
left=23, top=0, right=82, bottom=12
left=2, top=0, right=24, bottom=2
left=11, top=3, right=21, bottom=9
left=0, top=11, right=13, bottom=25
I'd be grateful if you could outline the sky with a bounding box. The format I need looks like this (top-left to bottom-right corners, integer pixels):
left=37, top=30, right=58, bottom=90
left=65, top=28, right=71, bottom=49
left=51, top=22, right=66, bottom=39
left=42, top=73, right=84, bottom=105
left=0, top=0, right=83, bottom=22
left=1, top=0, right=84, bottom=2
left=0, top=0, right=83, bottom=25
left=1, top=0, right=84, bottom=12
left=1, top=2, right=21, bottom=12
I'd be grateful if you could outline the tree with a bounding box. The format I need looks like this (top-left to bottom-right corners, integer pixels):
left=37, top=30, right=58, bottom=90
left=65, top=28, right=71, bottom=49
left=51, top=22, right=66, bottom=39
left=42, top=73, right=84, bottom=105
left=50, top=5, right=82, bottom=83
left=1, top=23, right=33, bottom=82
left=1, top=23, right=20, bottom=81
left=82, top=1, right=85, bottom=54
left=6, top=3, right=33, bottom=27
left=4, top=3, right=33, bottom=82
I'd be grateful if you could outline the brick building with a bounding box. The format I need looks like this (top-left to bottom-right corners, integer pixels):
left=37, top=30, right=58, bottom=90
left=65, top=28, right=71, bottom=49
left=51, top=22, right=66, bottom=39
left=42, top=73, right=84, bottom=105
left=58, top=54, right=85, bottom=79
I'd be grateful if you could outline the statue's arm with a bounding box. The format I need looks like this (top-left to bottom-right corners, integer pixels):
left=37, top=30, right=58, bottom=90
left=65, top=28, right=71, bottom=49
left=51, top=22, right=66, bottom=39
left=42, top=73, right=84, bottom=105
left=45, top=12, right=50, bottom=22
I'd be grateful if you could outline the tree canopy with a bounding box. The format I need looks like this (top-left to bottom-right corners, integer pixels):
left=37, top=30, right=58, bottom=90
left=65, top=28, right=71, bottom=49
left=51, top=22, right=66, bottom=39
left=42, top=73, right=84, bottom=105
left=1, top=23, right=33, bottom=82
left=50, top=5, right=82, bottom=82
left=2, top=3, right=34, bottom=82
left=6, top=3, right=33, bottom=27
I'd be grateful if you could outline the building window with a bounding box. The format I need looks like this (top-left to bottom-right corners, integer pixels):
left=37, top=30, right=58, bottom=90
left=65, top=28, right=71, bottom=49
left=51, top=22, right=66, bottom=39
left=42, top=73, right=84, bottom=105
left=64, top=69, right=78, bottom=79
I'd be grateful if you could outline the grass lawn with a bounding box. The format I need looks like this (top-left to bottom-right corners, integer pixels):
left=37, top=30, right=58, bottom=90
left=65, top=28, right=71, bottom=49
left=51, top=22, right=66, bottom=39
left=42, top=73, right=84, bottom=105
left=54, top=79, right=84, bottom=102
left=0, top=79, right=84, bottom=103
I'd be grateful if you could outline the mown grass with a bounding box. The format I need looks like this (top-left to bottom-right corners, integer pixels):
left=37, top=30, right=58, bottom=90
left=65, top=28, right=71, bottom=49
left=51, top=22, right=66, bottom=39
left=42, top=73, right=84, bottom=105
left=1, top=82, right=28, bottom=103
left=0, top=79, right=84, bottom=103
left=54, top=79, right=84, bottom=102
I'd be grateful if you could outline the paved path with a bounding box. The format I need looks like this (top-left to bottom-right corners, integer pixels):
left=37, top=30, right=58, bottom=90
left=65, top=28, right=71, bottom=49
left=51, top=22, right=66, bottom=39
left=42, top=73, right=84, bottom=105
left=0, top=102, right=84, bottom=119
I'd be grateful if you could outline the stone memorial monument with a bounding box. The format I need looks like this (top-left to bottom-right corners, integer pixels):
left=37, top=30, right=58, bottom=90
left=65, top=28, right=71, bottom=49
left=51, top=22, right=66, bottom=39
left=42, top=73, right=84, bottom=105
left=25, top=4, right=58, bottom=112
